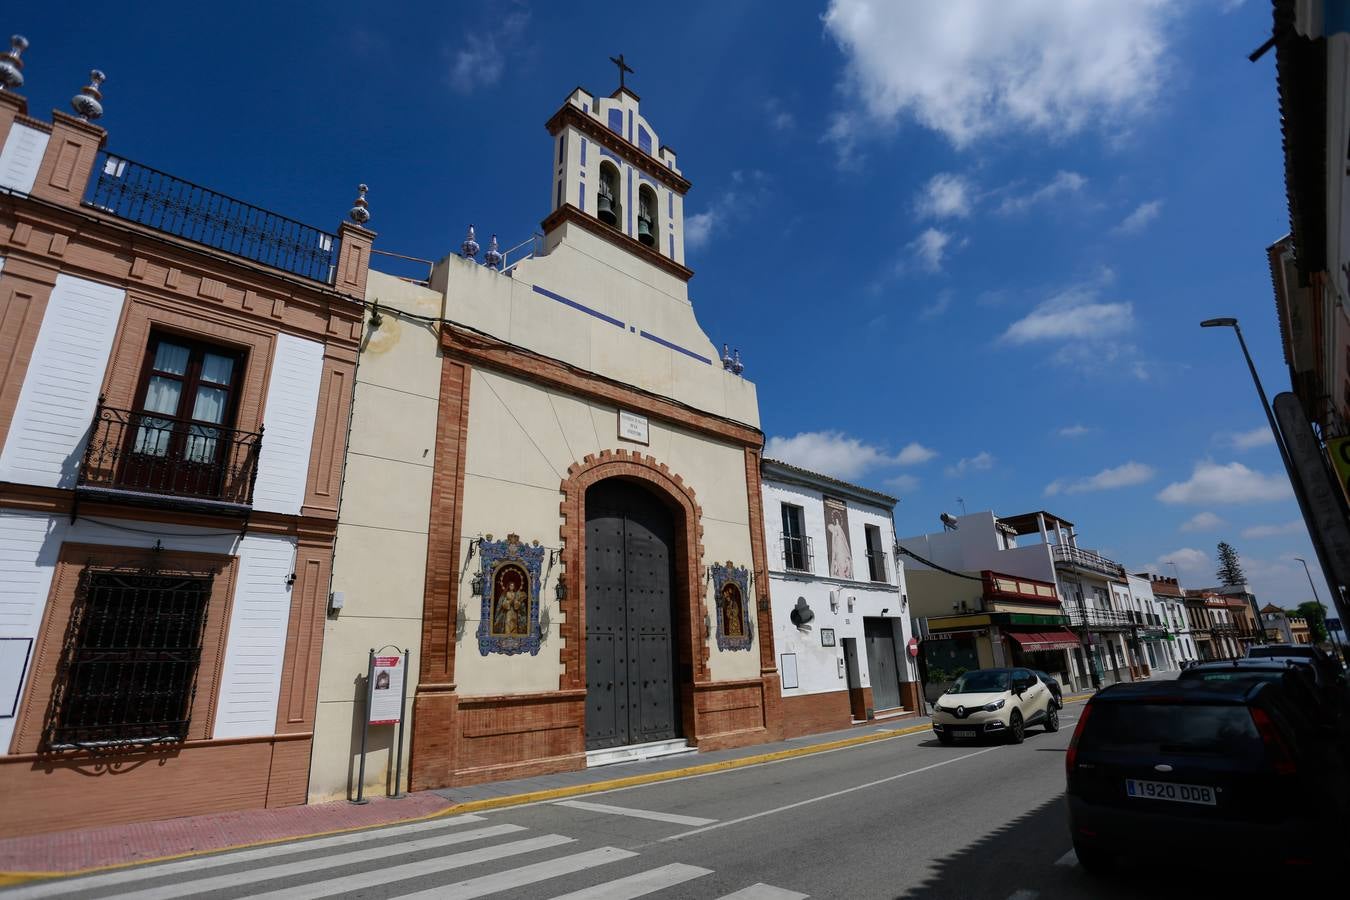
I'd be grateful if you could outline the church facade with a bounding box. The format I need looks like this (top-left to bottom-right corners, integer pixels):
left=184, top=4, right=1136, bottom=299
left=309, top=82, right=782, bottom=798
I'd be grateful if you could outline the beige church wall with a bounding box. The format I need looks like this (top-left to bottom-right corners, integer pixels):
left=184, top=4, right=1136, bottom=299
left=308, top=270, right=444, bottom=803
left=433, top=231, right=760, bottom=430
left=453, top=367, right=762, bottom=695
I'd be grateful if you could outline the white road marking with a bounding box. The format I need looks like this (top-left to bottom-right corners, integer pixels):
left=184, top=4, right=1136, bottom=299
left=390, top=846, right=638, bottom=899
left=1055, top=849, right=1078, bottom=867
left=554, top=799, right=716, bottom=826
left=659, top=745, right=1003, bottom=843
left=245, top=834, right=573, bottom=900
left=1, top=814, right=488, bottom=900
left=102, top=823, right=526, bottom=900
left=546, top=862, right=712, bottom=899
left=716, top=885, right=809, bottom=899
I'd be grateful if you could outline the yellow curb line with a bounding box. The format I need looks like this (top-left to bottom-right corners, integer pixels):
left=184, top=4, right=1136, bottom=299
left=0, top=698, right=1094, bottom=885
left=0, top=717, right=940, bottom=885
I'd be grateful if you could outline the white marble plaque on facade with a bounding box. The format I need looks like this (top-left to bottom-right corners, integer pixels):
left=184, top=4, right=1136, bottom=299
left=618, top=410, right=649, bottom=444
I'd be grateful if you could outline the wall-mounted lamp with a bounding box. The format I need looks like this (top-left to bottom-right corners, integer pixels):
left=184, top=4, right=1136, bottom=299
left=369, top=300, right=383, bottom=330
left=555, top=573, right=566, bottom=603
left=881, top=608, right=889, bottom=615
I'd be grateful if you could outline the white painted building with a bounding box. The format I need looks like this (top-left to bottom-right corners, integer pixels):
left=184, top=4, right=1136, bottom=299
left=762, top=459, right=918, bottom=733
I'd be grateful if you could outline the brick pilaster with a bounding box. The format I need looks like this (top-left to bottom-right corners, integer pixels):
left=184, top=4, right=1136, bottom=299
left=0, top=91, right=27, bottom=156
left=333, top=221, right=374, bottom=300
left=29, top=110, right=105, bottom=207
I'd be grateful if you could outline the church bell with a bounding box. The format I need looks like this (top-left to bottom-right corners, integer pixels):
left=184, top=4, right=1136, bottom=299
left=597, top=191, right=617, bottom=226
left=637, top=212, right=654, bottom=246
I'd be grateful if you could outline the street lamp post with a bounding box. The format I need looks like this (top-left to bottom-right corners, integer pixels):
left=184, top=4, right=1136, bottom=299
left=1201, top=317, right=1327, bottom=644
left=1295, top=556, right=1345, bottom=662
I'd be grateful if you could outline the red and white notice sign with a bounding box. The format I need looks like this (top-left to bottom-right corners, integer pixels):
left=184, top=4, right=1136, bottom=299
left=368, top=655, right=404, bottom=725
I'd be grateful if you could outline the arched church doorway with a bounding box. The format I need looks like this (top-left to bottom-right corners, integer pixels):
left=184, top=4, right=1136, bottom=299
left=584, top=478, right=682, bottom=750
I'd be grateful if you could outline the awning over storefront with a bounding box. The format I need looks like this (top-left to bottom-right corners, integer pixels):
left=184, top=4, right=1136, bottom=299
left=1007, top=630, right=1081, bottom=652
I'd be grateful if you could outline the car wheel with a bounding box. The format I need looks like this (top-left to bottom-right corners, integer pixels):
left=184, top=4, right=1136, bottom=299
left=937, top=732, right=954, bottom=746
left=1074, top=842, right=1113, bottom=877
left=1045, top=704, right=1059, bottom=733
left=1007, top=711, right=1025, bottom=744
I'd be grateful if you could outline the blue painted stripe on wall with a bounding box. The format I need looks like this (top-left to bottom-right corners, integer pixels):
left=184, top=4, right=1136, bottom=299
left=627, top=109, right=633, bottom=143
left=639, top=330, right=712, bottom=365
left=638, top=172, right=658, bottom=188
left=599, top=147, right=621, bottom=163
left=627, top=169, right=633, bottom=236
left=532, top=285, right=625, bottom=329
left=608, top=108, right=623, bottom=134
left=668, top=193, right=673, bottom=218
left=669, top=234, right=674, bottom=257
left=581, top=138, right=587, bottom=166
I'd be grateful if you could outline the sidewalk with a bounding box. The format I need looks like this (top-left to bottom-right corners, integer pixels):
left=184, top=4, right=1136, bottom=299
left=0, top=712, right=931, bottom=880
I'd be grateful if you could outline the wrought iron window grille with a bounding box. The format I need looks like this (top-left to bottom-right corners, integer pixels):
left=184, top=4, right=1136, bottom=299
left=43, top=562, right=214, bottom=752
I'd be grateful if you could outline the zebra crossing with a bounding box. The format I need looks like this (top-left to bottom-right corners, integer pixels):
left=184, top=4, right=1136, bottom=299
left=0, top=811, right=807, bottom=900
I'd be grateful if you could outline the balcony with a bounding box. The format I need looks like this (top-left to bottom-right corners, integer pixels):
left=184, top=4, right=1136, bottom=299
left=75, top=404, right=263, bottom=516
left=1064, top=606, right=1135, bottom=630
left=85, top=153, right=339, bottom=283
left=865, top=549, right=891, bottom=583
left=1051, top=544, right=1126, bottom=579
left=780, top=534, right=814, bottom=573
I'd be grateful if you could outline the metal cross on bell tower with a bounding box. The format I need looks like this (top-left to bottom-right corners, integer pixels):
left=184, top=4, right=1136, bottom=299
left=609, top=53, right=634, bottom=91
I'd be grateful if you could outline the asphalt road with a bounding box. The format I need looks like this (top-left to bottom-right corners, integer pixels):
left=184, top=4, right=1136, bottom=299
left=4, top=699, right=1314, bottom=900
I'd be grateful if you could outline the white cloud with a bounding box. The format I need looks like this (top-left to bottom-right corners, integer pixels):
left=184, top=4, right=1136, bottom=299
left=822, top=0, right=1172, bottom=149
left=764, top=431, right=934, bottom=481
left=896, top=442, right=938, bottom=465
left=1114, top=199, right=1163, bottom=234
left=1000, top=289, right=1134, bottom=344
left=1157, top=460, right=1293, bottom=505
left=909, top=228, right=952, bottom=272
left=1228, top=427, right=1275, bottom=451
left=946, top=451, right=995, bottom=477
left=1180, top=512, right=1225, bottom=533
left=1144, top=547, right=1212, bottom=579
left=1058, top=424, right=1092, bottom=438
left=764, top=97, right=795, bottom=131
left=920, top=290, right=954, bottom=320
left=884, top=473, right=920, bottom=493
left=915, top=173, right=973, bottom=219
left=996, top=171, right=1087, bottom=215
left=448, top=8, right=529, bottom=94
left=1044, top=461, right=1155, bottom=496
left=684, top=170, right=771, bottom=251
left=1241, top=519, right=1304, bottom=540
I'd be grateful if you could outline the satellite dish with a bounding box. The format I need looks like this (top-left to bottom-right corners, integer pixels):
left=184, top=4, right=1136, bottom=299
left=940, top=512, right=959, bottom=531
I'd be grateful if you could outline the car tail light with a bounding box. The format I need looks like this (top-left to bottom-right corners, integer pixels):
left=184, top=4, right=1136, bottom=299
left=1250, top=707, right=1297, bottom=775
left=1065, top=702, right=1093, bottom=775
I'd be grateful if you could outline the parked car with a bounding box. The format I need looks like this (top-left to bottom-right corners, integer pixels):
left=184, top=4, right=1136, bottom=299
left=1033, top=669, right=1063, bottom=708
left=931, top=667, right=1057, bottom=745
left=1065, top=678, right=1350, bottom=875
left=1248, top=643, right=1345, bottom=683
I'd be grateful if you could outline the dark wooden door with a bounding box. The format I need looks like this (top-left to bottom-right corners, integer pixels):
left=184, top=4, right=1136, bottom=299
left=584, top=480, right=680, bottom=751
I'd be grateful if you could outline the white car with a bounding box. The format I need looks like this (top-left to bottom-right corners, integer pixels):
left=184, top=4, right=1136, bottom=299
left=930, top=667, right=1058, bottom=744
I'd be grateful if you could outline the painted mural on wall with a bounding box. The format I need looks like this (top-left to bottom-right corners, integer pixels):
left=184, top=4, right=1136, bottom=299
left=711, top=562, right=753, bottom=652
left=477, top=534, right=546, bottom=656
left=823, top=498, right=853, bottom=580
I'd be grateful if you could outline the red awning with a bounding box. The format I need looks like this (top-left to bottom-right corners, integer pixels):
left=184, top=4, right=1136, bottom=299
left=1007, top=630, right=1081, bottom=652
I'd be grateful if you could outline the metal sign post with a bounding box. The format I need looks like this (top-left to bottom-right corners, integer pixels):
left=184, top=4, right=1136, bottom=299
left=352, top=645, right=409, bottom=805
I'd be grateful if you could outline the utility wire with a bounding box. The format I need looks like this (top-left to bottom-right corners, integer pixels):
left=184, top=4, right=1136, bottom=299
left=893, top=544, right=984, bottom=582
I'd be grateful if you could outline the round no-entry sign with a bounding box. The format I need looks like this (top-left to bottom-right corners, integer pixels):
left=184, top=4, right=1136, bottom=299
left=907, top=637, right=920, bottom=657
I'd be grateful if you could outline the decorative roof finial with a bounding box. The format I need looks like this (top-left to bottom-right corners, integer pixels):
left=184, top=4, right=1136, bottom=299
left=732, top=348, right=744, bottom=376
left=484, top=234, right=502, bottom=269
left=349, top=184, right=371, bottom=225
left=0, top=35, right=27, bottom=92
left=70, top=69, right=105, bottom=121
left=721, top=343, right=733, bottom=371
left=461, top=225, right=479, bottom=259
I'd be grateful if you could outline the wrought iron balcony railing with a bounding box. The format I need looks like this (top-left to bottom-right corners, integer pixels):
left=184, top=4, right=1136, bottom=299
left=85, top=153, right=340, bottom=283
left=1065, top=606, right=1135, bottom=630
left=75, top=404, right=263, bottom=514
left=780, top=534, right=814, bottom=573
left=865, top=550, right=891, bottom=583
left=1051, top=544, right=1127, bottom=579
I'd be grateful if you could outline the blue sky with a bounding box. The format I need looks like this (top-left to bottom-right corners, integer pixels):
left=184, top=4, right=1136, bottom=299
left=15, top=1, right=1332, bottom=608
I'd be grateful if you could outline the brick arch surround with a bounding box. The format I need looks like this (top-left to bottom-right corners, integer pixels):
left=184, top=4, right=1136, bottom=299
left=557, top=450, right=710, bottom=718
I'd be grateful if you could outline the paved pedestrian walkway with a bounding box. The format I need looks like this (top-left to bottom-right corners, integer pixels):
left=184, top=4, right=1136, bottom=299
left=0, top=713, right=929, bottom=879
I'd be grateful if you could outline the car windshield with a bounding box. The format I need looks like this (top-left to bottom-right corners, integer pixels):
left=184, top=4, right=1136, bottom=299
left=950, top=670, right=1009, bottom=694
left=1079, top=703, right=1262, bottom=757
left=1249, top=646, right=1314, bottom=659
